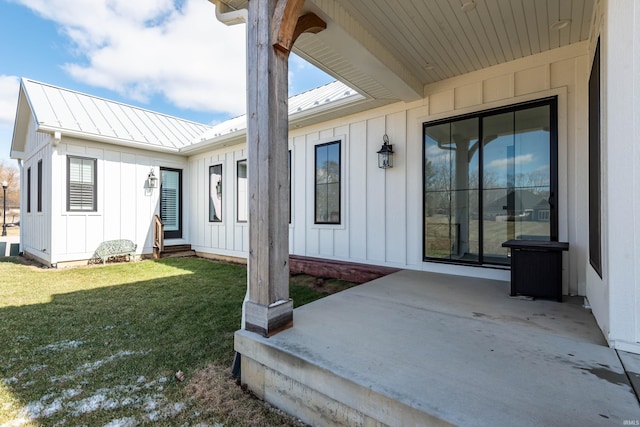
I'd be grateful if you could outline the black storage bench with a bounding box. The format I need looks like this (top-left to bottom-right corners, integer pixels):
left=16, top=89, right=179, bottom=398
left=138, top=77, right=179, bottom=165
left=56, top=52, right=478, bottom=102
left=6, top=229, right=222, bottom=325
left=501, top=240, right=569, bottom=302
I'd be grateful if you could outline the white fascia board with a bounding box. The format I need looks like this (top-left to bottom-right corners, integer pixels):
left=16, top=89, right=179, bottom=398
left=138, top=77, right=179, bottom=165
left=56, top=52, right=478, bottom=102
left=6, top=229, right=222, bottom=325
left=209, top=0, right=247, bottom=25
left=308, top=0, right=423, bottom=101
left=10, top=150, right=25, bottom=160
left=317, top=25, right=422, bottom=101
left=181, top=131, right=246, bottom=155
left=181, top=92, right=368, bottom=154
left=37, top=125, right=180, bottom=155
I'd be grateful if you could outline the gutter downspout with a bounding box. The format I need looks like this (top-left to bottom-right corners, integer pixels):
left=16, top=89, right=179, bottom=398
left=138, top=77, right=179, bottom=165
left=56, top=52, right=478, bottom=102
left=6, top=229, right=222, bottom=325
left=210, top=0, right=247, bottom=381
left=211, top=0, right=247, bottom=25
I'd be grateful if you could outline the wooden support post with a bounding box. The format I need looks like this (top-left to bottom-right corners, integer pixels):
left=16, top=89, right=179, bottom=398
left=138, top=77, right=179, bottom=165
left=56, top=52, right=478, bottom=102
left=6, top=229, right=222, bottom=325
left=244, top=0, right=326, bottom=337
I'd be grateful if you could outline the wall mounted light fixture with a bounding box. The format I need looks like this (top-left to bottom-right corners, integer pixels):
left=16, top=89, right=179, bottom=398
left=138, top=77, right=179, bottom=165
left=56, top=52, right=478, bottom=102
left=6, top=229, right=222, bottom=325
left=147, top=169, right=158, bottom=189
left=377, top=134, right=394, bottom=169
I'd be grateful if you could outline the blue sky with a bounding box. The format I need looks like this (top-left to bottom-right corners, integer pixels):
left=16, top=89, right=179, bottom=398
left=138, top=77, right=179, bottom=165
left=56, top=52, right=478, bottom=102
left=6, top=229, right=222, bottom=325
left=0, top=0, right=334, bottom=164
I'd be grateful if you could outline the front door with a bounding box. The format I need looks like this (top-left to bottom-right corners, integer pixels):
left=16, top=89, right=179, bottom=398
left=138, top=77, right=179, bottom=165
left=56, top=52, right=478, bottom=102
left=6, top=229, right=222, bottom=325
left=160, top=168, right=182, bottom=239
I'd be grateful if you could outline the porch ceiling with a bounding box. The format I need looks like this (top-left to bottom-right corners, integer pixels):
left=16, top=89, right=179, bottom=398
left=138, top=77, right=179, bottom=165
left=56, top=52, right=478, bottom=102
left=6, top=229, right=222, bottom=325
left=214, top=0, right=595, bottom=102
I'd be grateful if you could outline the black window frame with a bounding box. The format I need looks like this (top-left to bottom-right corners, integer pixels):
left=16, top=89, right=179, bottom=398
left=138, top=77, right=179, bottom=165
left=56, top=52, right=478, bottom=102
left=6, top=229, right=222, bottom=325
left=209, top=164, right=223, bottom=223
left=589, top=38, right=602, bottom=278
left=288, top=149, right=292, bottom=224
left=160, top=167, right=183, bottom=239
left=37, top=160, right=42, bottom=212
left=314, top=140, right=341, bottom=225
left=237, top=159, right=248, bottom=223
left=67, top=155, right=97, bottom=212
left=422, top=97, right=559, bottom=266
left=26, top=167, right=31, bottom=213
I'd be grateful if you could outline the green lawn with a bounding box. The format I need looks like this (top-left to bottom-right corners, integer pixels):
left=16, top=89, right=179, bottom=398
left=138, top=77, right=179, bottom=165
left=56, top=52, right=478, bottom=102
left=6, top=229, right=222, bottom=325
left=0, top=257, right=333, bottom=426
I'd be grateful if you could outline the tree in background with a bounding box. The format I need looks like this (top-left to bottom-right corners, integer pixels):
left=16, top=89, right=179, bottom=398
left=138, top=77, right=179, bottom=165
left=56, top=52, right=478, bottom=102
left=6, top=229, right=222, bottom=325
left=0, top=160, right=20, bottom=223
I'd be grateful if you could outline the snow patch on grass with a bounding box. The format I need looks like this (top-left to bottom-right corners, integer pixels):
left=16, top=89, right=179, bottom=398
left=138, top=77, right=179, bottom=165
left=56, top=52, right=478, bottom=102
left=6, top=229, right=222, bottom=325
left=14, top=375, right=186, bottom=425
left=37, top=340, right=83, bottom=352
left=103, top=417, right=139, bottom=427
left=1, top=377, right=18, bottom=385
left=18, top=364, right=47, bottom=377
left=51, top=350, right=144, bottom=383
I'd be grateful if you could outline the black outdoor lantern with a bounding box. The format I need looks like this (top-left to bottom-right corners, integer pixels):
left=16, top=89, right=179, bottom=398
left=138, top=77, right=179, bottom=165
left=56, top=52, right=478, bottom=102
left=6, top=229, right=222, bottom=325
left=147, top=169, right=158, bottom=189
left=377, top=134, right=394, bottom=169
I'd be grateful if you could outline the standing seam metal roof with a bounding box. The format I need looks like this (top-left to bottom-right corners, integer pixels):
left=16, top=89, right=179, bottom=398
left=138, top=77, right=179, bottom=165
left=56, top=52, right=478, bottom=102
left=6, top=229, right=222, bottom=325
left=20, top=78, right=364, bottom=151
left=197, top=80, right=364, bottom=141
left=21, top=78, right=213, bottom=150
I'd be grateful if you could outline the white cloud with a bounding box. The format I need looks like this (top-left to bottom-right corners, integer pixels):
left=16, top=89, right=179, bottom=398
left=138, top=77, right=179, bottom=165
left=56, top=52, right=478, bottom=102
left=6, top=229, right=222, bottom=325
left=288, top=53, right=333, bottom=95
left=486, top=153, right=535, bottom=169
left=15, top=0, right=247, bottom=116
left=0, top=75, right=20, bottom=129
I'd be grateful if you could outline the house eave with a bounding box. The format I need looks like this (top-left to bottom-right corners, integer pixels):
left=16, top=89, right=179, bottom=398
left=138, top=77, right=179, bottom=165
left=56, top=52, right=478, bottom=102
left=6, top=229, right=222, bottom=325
left=183, top=91, right=371, bottom=154
left=181, top=131, right=246, bottom=155
left=36, top=124, right=182, bottom=155
left=10, top=150, right=25, bottom=161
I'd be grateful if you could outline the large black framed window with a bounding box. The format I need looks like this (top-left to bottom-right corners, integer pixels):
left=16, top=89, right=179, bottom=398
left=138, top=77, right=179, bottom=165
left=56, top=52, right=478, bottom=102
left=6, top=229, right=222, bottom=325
left=67, top=156, right=97, bottom=212
left=209, top=164, right=222, bottom=222
left=589, top=38, right=602, bottom=277
left=314, top=141, right=341, bottom=224
left=423, top=98, right=558, bottom=266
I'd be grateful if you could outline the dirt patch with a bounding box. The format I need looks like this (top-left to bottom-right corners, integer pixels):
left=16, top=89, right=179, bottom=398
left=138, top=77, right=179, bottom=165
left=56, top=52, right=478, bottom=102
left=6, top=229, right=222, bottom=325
left=289, top=273, right=358, bottom=295
left=186, top=364, right=307, bottom=426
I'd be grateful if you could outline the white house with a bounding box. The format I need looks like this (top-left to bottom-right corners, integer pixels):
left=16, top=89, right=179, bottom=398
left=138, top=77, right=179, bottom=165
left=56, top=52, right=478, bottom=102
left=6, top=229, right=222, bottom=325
left=10, top=0, right=640, bottom=360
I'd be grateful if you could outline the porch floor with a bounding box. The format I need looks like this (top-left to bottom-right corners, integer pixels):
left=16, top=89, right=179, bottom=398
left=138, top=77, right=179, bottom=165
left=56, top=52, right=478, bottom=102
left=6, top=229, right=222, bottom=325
left=235, top=270, right=640, bottom=426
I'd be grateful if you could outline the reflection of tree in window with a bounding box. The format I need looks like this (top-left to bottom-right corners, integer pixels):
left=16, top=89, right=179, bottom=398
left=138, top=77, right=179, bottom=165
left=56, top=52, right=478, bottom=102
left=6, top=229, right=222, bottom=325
left=209, top=164, right=222, bottom=222
left=315, top=141, right=340, bottom=224
left=423, top=100, right=556, bottom=266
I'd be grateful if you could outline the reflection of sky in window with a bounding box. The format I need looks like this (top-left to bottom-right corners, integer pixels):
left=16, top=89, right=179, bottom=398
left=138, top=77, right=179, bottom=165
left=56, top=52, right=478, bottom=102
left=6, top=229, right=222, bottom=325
left=483, top=129, right=550, bottom=186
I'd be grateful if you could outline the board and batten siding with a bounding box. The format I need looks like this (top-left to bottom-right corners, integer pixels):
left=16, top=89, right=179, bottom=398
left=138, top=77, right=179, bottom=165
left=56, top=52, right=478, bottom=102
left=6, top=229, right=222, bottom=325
left=189, top=42, right=589, bottom=297
left=48, top=137, right=187, bottom=265
left=188, top=147, right=249, bottom=258
left=20, top=114, right=53, bottom=264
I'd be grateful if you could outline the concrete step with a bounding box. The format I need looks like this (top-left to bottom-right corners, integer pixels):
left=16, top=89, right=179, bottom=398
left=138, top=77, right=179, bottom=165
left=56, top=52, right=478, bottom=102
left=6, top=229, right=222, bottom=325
left=158, top=244, right=196, bottom=259
left=160, top=250, right=196, bottom=259
left=235, top=330, right=444, bottom=426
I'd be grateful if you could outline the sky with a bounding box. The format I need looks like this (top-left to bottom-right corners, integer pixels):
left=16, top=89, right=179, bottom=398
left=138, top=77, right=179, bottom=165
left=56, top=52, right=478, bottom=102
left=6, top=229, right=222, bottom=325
left=0, top=0, right=335, bottom=164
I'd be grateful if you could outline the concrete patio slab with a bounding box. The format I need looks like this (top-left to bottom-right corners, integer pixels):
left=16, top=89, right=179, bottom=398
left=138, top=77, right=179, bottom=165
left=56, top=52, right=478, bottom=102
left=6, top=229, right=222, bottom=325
left=235, top=270, right=640, bottom=426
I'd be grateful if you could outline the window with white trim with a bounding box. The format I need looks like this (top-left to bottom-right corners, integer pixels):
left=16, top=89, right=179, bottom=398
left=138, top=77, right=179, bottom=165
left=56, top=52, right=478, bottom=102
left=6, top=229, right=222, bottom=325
left=67, top=156, right=97, bottom=212
left=314, top=140, right=341, bottom=224
left=237, top=159, right=247, bottom=222
left=209, top=164, right=222, bottom=222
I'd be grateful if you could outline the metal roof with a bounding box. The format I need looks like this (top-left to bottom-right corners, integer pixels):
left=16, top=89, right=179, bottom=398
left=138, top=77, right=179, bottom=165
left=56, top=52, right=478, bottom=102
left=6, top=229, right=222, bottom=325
left=197, top=80, right=364, bottom=141
left=12, top=78, right=365, bottom=157
left=20, top=78, right=214, bottom=151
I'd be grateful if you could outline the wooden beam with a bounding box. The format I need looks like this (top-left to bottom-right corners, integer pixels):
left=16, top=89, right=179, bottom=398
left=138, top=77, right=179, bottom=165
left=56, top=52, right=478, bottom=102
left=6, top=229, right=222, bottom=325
left=291, top=13, right=327, bottom=49
left=272, top=1, right=326, bottom=55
